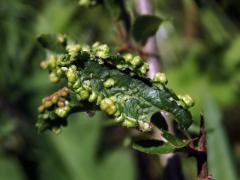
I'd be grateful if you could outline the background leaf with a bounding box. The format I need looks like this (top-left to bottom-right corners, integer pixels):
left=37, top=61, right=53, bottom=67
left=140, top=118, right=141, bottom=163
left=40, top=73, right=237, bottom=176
left=132, top=15, right=162, bottom=43
left=204, top=97, right=237, bottom=180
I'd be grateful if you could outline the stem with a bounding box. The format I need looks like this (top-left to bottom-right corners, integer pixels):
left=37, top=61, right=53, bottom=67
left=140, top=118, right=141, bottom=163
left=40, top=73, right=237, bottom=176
left=197, top=116, right=209, bottom=180
left=135, top=0, right=160, bottom=77
left=187, top=115, right=209, bottom=180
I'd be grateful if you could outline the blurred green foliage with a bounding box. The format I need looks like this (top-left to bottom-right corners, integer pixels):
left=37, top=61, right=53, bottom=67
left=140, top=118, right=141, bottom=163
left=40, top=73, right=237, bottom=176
left=0, top=0, right=240, bottom=179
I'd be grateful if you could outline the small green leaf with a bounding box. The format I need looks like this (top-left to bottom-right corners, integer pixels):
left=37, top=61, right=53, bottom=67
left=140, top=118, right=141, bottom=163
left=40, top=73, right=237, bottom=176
left=161, top=130, right=190, bottom=148
left=37, top=34, right=66, bottom=53
left=132, top=15, right=162, bottom=43
left=132, top=139, right=176, bottom=154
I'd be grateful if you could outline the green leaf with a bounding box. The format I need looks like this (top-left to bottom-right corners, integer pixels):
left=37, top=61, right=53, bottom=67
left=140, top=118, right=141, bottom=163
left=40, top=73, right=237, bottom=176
left=37, top=34, right=66, bottom=53
left=37, top=40, right=193, bottom=132
left=204, top=98, right=237, bottom=180
left=161, top=129, right=190, bottom=148
left=132, top=15, right=162, bottom=43
left=132, top=139, right=176, bottom=154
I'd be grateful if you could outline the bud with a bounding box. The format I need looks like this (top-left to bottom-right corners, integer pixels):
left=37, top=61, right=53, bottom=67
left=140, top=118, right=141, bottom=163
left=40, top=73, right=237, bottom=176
left=103, top=78, right=115, bottom=88
left=153, top=72, right=168, bottom=84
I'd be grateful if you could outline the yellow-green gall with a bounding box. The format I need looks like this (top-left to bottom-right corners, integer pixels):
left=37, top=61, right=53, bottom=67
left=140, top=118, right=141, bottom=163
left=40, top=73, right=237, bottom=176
left=49, top=72, right=59, bottom=83
left=57, top=34, right=66, bottom=43
left=138, top=121, right=152, bottom=132
left=92, top=42, right=100, bottom=48
left=107, top=105, right=117, bottom=115
left=96, top=95, right=103, bottom=105
left=58, top=87, right=68, bottom=97
left=88, top=91, right=97, bottom=102
left=130, top=56, right=142, bottom=67
left=182, top=94, right=194, bottom=108
left=56, top=106, right=70, bottom=117
left=43, top=100, right=52, bottom=108
left=122, top=119, right=137, bottom=128
left=82, top=80, right=91, bottom=89
left=55, top=107, right=68, bottom=118
left=48, top=56, right=57, bottom=68
left=79, top=89, right=89, bottom=100
left=57, top=100, right=65, bottom=107
left=82, top=45, right=90, bottom=52
left=51, top=94, right=59, bottom=103
left=56, top=68, right=64, bottom=77
left=115, top=114, right=124, bottom=122
left=153, top=72, right=168, bottom=84
left=139, top=63, right=149, bottom=75
left=40, top=60, right=48, bottom=69
left=73, top=80, right=81, bottom=89
left=66, top=44, right=81, bottom=54
left=114, top=110, right=120, bottom=117
left=103, top=78, right=115, bottom=88
left=100, top=98, right=112, bottom=111
left=100, top=98, right=117, bottom=115
left=38, top=105, right=45, bottom=113
left=123, top=53, right=133, bottom=62
left=66, top=68, right=77, bottom=83
left=95, top=44, right=110, bottom=59
left=51, top=127, right=62, bottom=134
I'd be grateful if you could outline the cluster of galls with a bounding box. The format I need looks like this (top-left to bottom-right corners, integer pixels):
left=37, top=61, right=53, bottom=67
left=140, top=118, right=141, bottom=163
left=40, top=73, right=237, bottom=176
left=177, top=94, right=194, bottom=108
left=152, top=72, right=194, bottom=108
left=119, top=53, right=149, bottom=76
left=39, top=40, right=193, bottom=133
left=38, top=87, right=71, bottom=118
